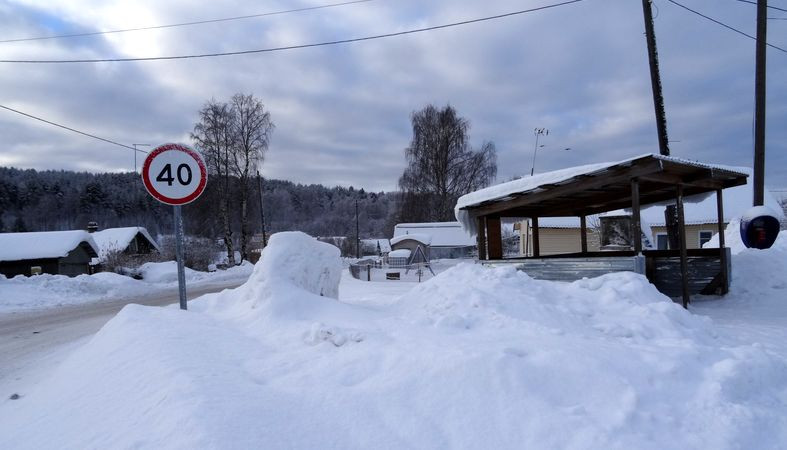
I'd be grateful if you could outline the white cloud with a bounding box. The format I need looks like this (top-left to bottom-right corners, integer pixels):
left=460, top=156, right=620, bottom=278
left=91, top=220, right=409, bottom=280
left=0, top=0, right=785, bottom=191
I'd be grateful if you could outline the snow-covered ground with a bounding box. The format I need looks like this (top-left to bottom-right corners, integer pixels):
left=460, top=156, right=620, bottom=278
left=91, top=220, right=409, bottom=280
left=1, top=231, right=786, bottom=449
left=0, top=261, right=253, bottom=314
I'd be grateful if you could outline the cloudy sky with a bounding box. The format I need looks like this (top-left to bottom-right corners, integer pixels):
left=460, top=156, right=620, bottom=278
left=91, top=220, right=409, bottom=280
left=0, top=0, right=785, bottom=192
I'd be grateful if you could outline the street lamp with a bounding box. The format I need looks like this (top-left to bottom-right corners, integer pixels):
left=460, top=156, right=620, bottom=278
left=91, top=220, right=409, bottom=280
left=530, top=128, right=548, bottom=176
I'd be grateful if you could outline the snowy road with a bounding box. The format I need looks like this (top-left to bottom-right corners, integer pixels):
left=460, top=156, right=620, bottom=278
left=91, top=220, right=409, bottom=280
left=0, top=280, right=245, bottom=399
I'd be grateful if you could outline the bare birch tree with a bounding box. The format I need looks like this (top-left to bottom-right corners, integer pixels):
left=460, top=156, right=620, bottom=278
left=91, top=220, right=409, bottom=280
left=229, top=93, right=274, bottom=261
left=191, top=100, right=236, bottom=266
left=397, top=104, right=497, bottom=222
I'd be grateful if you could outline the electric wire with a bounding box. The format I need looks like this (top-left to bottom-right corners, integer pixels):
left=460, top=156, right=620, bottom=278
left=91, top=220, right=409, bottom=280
left=0, top=0, right=585, bottom=64
left=734, top=0, right=787, bottom=14
left=0, top=104, right=146, bottom=153
left=665, top=0, right=787, bottom=53
left=0, top=0, right=375, bottom=44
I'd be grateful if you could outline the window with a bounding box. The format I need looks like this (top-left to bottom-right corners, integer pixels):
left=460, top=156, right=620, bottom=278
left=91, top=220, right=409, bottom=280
left=699, top=231, right=713, bottom=248
left=656, top=234, right=669, bottom=250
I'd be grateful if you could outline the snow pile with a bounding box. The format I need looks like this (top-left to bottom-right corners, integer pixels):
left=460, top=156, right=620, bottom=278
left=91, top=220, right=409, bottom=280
left=138, top=261, right=201, bottom=283
left=0, top=262, right=254, bottom=314
left=6, top=236, right=787, bottom=449
left=713, top=231, right=787, bottom=306
left=0, top=272, right=149, bottom=312
left=703, top=219, right=787, bottom=255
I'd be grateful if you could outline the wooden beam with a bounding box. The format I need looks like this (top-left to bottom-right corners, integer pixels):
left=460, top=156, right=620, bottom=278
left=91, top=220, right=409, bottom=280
left=580, top=215, right=588, bottom=254
left=532, top=217, right=540, bottom=257
left=476, top=216, right=487, bottom=260
left=676, top=185, right=690, bottom=308
left=716, top=188, right=729, bottom=294
left=486, top=216, right=503, bottom=260
left=631, top=178, right=642, bottom=253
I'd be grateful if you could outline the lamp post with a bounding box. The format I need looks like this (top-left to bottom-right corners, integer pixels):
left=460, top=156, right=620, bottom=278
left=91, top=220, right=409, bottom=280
left=530, top=128, right=548, bottom=176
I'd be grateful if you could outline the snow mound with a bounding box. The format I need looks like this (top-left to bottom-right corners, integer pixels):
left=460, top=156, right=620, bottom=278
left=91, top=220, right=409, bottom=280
left=138, top=261, right=200, bottom=283
left=401, top=263, right=714, bottom=342
left=704, top=220, right=787, bottom=255
left=195, top=232, right=343, bottom=321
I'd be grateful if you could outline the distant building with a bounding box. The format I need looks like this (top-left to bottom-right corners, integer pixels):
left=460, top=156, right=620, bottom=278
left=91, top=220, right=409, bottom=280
left=0, top=231, right=99, bottom=277
left=392, top=222, right=476, bottom=259
left=361, top=239, right=391, bottom=256
left=90, top=226, right=160, bottom=262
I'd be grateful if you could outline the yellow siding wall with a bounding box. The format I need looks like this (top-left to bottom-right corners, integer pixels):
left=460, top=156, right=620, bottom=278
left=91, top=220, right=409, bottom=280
left=519, top=228, right=600, bottom=256
left=651, top=225, right=721, bottom=249
left=518, top=224, right=722, bottom=255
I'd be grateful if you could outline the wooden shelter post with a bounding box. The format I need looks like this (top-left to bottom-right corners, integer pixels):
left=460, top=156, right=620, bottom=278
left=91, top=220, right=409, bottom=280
left=532, top=217, right=540, bottom=257
left=716, top=189, right=729, bottom=294
left=476, top=216, right=487, bottom=260
left=631, top=178, right=642, bottom=253
left=580, top=215, right=588, bottom=254
left=676, top=185, right=690, bottom=308
left=486, top=216, right=503, bottom=260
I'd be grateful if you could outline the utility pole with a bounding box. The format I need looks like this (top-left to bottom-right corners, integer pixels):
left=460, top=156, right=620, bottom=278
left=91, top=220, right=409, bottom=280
left=753, top=0, right=767, bottom=206
left=257, top=171, right=267, bottom=247
left=641, top=0, right=670, bottom=156
left=132, top=143, right=150, bottom=173
left=355, top=198, right=360, bottom=259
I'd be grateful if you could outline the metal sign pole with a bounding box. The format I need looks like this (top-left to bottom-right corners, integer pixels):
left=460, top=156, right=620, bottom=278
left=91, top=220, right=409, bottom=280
left=173, top=205, right=188, bottom=310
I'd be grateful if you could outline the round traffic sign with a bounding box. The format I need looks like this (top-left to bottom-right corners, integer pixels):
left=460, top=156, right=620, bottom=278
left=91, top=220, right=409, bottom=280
left=141, top=143, right=207, bottom=205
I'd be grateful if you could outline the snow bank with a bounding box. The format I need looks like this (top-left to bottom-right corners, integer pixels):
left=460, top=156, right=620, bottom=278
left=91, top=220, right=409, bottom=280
left=0, top=272, right=149, bottom=313
left=0, top=262, right=253, bottom=314
left=6, top=242, right=787, bottom=448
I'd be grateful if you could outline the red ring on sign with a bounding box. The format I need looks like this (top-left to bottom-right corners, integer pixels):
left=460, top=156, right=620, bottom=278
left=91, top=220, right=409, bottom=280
left=141, top=143, right=208, bottom=205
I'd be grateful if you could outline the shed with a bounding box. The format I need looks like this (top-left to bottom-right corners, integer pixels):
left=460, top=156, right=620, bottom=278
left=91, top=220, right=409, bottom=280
left=390, top=233, right=432, bottom=261
left=393, top=222, right=476, bottom=259
left=0, top=231, right=99, bottom=277
left=91, top=227, right=160, bottom=262
left=456, top=153, right=749, bottom=307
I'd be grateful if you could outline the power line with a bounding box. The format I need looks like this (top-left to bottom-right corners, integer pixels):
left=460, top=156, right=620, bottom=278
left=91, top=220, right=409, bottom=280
left=0, top=0, right=375, bottom=44
left=0, top=104, right=146, bottom=153
left=734, top=0, right=787, bottom=14
left=665, top=0, right=787, bottom=53
left=0, top=0, right=585, bottom=64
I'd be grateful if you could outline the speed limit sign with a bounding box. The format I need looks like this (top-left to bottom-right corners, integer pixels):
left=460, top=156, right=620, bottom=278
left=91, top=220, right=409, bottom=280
left=141, top=143, right=207, bottom=205
left=141, top=143, right=207, bottom=311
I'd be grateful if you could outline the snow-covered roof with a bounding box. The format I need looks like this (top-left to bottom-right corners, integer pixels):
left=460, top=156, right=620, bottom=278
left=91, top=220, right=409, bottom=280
left=390, top=233, right=433, bottom=246
left=393, top=222, right=475, bottom=247
left=388, top=249, right=411, bottom=258
left=361, top=238, right=392, bottom=253
left=455, top=153, right=749, bottom=235
left=91, top=227, right=160, bottom=260
left=0, top=231, right=99, bottom=262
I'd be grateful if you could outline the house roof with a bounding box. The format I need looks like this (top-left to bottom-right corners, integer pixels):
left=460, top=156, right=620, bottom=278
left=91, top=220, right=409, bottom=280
left=390, top=233, right=432, bottom=246
left=91, top=227, right=160, bottom=260
left=0, top=231, right=99, bottom=262
left=456, top=153, right=748, bottom=235
left=393, top=222, right=475, bottom=247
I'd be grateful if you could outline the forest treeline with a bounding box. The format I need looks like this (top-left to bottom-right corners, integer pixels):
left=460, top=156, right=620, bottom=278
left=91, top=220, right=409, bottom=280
left=0, top=166, right=397, bottom=241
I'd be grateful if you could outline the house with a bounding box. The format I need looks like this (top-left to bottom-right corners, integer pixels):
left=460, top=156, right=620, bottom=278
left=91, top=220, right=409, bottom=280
left=456, top=153, right=751, bottom=305
left=514, top=168, right=782, bottom=255
left=0, top=230, right=99, bottom=277
left=90, top=226, right=160, bottom=262
left=392, top=222, right=476, bottom=259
